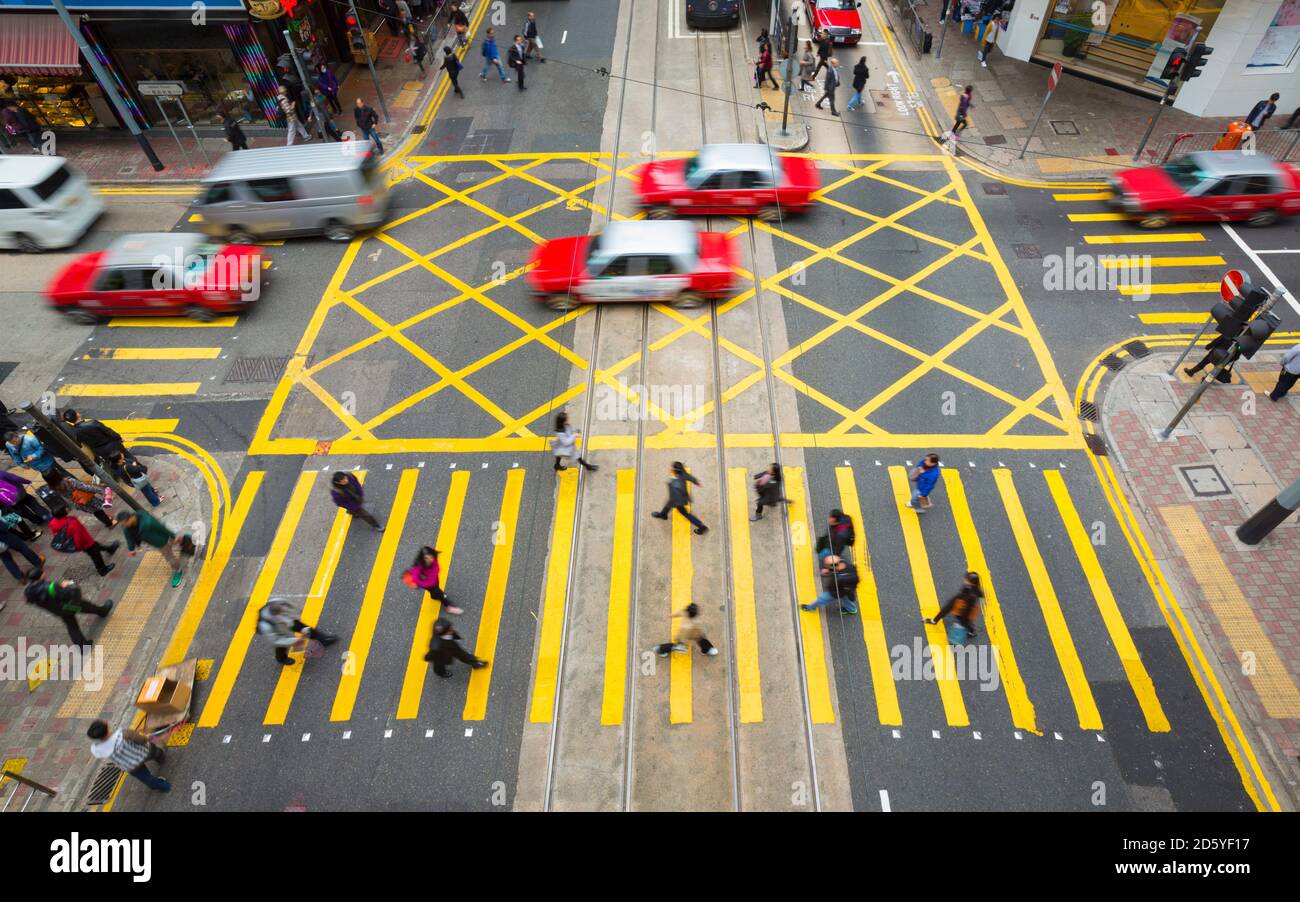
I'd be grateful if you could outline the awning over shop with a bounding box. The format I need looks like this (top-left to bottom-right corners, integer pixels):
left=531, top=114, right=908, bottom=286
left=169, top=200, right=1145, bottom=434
left=0, top=14, right=81, bottom=76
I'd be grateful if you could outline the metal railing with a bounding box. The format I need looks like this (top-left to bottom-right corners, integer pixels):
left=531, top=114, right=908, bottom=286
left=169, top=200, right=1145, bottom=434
left=889, top=0, right=934, bottom=54
left=1, top=769, right=57, bottom=813
left=1146, top=128, right=1300, bottom=164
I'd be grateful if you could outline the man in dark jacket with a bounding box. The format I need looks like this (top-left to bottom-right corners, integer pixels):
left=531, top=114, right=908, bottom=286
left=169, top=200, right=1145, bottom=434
left=801, top=554, right=860, bottom=615
left=222, top=110, right=249, bottom=151
left=507, top=34, right=527, bottom=91
left=61, top=409, right=126, bottom=464
left=1, top=101, right=41, bottom=151
left=650, top=461, right=707, bottom=535
left=24, top=571, right=113, bottom=647
left=442, top=46, right=465, bottom=98
left=822, top=509, right=856, bottom=555
left=1246, top=93, right=1280, bottom=130
left=815, top=57, right=840, bottom=116
left=524, top=12, right=544, bottom=62
left=424, top=618, right=488, bottom=677
left=353, top=97, right=384, bottom=155
left=449, top=1, right=470, bottom=47
left=811, top=30, right=833, bottom=80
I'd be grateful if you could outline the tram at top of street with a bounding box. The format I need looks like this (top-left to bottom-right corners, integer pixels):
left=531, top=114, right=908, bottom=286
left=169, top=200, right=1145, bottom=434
left=1109, top=150, right=1300, bottom=230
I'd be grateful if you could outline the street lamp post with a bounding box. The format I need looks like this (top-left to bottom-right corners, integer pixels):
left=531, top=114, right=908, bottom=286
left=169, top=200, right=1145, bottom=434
left=348, top=0, right=391, bottom=123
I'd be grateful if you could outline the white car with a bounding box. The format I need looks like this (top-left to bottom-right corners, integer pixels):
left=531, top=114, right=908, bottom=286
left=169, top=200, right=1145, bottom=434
left=0, top=156, right=103, bottom=253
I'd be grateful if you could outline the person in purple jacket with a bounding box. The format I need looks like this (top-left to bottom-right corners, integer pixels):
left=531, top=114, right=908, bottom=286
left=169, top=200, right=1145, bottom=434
left=316, top=63, right=341, bottom=114
left=329, top=472, right=384, bottom=531
left=0, top=468, right=52, bottom=529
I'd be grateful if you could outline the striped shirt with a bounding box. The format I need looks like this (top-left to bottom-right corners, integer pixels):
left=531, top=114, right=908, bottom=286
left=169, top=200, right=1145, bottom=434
left=90, top=730, right=150, bottom=771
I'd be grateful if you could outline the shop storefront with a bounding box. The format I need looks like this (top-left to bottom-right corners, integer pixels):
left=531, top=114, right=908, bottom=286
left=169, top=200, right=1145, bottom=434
left=0, top=12, right=105, bottom=129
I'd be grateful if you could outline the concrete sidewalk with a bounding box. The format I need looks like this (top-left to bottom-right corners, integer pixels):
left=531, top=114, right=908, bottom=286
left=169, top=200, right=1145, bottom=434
left=0, top=452, right=207, bottom=811
left=1100, top=345, right=1300, bottom=809
left=877, top=3, right=1266, bottom=178
left=6, top=12, right=465, bottom=184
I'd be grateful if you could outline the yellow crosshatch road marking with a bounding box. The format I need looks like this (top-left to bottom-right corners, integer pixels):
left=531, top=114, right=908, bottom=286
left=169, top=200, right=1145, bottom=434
left=248, top=153, right=1081, bottom=454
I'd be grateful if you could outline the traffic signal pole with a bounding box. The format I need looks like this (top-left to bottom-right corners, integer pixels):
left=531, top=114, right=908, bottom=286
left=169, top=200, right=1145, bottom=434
left=349, top=0, right=391, bottom=123
left=1237, top=474, right=1300, bottom=545
left=21, top=404, right=143, bottom=514
left=1133, top=26, right=1200, bottom=162
left=1168, top=317, right=1215, bottom=376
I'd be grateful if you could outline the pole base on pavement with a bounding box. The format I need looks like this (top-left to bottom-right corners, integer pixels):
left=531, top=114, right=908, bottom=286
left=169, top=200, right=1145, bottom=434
left=763, top=122, right=810, bottom=151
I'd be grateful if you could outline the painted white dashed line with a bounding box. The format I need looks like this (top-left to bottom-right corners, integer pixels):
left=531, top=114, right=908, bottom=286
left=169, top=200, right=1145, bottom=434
left=464, top=728, right=473, bottom=737
left=1053, top=732, right=1064, bottom=741
left=384, top=729, right=393, bottom=738
left=480, top=462, right=488, bottom=469
left=1028, top=462, right=1036, bottom=468
left=352, top=464, right=359, bottom=471
left=222, top=735, right=231, bottom=744
left=425, top=729, right=435, bottom=738
left=450, top=462, right=457, bottom=469
left=385, top=464, right=393, bottom=470
left=1096, top=734, right=1106, bottom=742
left=879, top=789, right=891, bottom=812
left=931, top=730, right=940, bottom=739
left=262, top=734, right=271, bottom=743
left=973, top=731, right=982, bottom=740
left=301, top=733, right=310, bottom=742
left=1014, top=731, right=1023, bottom=740
left=561, top=30, right=567, bottom=43
left=891, top=729, right=901, bottom=739
left=418, top=461, right=425, bottom=468
left=343, top=730, right=352, bottom=739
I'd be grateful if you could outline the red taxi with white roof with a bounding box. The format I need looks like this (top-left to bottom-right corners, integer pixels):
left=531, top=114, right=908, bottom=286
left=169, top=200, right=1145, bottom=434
left=636, top=143, right=821, bottom=220
left=527, top=220, right=737, bottom=310
left=806, top=0, right=864, bottom=45
left=1109, top=151, right=1300, bottom=228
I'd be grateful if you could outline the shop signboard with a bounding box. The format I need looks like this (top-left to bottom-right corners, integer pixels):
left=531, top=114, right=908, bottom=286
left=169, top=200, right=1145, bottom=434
left=136, top=80, right=185, bottom=97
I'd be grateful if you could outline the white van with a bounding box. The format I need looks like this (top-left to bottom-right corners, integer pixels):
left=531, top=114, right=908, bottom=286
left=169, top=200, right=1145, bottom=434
left=0, top=156, right=104, bottom=253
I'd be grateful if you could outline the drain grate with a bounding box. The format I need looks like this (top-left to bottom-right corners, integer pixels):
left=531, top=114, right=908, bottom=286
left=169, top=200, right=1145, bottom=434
left=1124, top=340, right=1151, bottom=359
left=1100, top=353, right=1125, bottom=372
left=83, top=763, right=123, bottom=807
left=1079, top=400, right=1099, bottom=421
left=1013, top=244, right=1042, bottom=259
left=1084, top=433, right=1108, bottom=456
left=981, top=182, right=1007, bottom=196
left=225, top=355, right=307, bottom=384
left=1179, top=464, right=1232, bottom=497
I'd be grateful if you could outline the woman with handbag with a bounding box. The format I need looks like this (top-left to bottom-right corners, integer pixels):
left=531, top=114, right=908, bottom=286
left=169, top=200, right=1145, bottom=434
left=403, top=545, right=462, bottom=614
left=925, top=571, right=983, bottom=642
left=47, top=470, right=115, bottom=528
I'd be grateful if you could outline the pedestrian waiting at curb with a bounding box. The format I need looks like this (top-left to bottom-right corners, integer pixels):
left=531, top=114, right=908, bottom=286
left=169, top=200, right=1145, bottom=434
left=800, top=553, right=860, bottom=615
left=317, top=63, right=342, bottom=114
left=650, top=461, right=707, bottom=535
left=25, top=571, right=113, bottom=648
left=258, top=599, right=339, bottom=666
left=925, top=570, right=984, bottom=643
left=47, top=502, right=119, bottom=576
left=480, top=28, right=510, bottom=83
left=751, top=462, right=786, bottom=521
left=905, top=454, right=942, bottom=512
left=1184, top=332, right=1236, bottom=383
left=552, top=411, right=597, bottom=472
left=524, top=11, right=545, bottom=62
left=330, top=471, right=385, bottom=532
left=120, top=510, right=187, bottom=588
left=424, top=617, right=488, bottom=678
left=655, top=603, right=718, bottom=657
left=403, top=546, right=463, bottom=615
left=1268, top=341, right=1300, bottom=401
left=88, top=720, right=168, bottom=792
left=442, top=46, right=465, bottom=98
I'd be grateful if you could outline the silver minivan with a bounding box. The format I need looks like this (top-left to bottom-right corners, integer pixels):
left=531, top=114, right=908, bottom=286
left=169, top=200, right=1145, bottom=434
left=193, top=141, right=389, bottom=243
left=0, top=156, right=104, bottom=253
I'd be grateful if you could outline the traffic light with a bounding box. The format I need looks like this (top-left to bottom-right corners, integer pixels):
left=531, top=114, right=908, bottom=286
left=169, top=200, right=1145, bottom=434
left=1161, top=47, right=1186, bottom=81
left=1210, top=286, right=1267, bottom=337
left=1184, top=43, right=1213, bottom=80
left=1235, top=312, right=1281, bottom=360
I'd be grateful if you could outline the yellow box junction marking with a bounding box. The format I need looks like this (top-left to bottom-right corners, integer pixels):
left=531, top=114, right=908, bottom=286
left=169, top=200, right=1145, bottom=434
left=601, top=469, right=637, bottom=726
left=530, top=468, right=579, bottom=722
left=100, top=419, right=180, bottom=435
left=887, top=466, right=968, bottom=727
left=464, top=467, right=525, bottom=720
left=834, top=467, right=900, bottom=726
left=943, top=469, right=1038, bottom=734
left=727, top=468, right=763, bottom=724
left=332, top=468, right=419, bottom=722
left=398, top=469, right=470, bottom=720
left=992, top=469, right=1102, bottom=730
left=108, top=316, right=238, bottom=328
left=198, top=471, right=315, bottom=727
left=86, top=347, right=222, bottom=360
left=784, top=468, right=836, bottom=724
left=669, top=484, right=695, bottom=725
left=57, top=382, right=200, bottom=397
left=264, top=473, right=363, bottom=726
left=1158, top=505, right=1300, bottom=718
left=1048, top=471, right=1169, bottom=731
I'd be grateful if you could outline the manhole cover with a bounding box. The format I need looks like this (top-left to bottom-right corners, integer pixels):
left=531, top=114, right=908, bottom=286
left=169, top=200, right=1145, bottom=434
left=1079, top=400, right=1099, bottom=421
left=981, top=182, right=1007, bottom=196
left=1050, top=120, right=1079, bottom=136
left=1124, top=340, right=1151, bottom=359
left=1179, top=464, right=1232, bottom=497
left=1100, top=353, right=1125, bottom=372
left=983, top=134, right=1007, bottom=146
left=225, top=355, right=308, bottom=384
left=1013, top=244, right=1041, bottom=259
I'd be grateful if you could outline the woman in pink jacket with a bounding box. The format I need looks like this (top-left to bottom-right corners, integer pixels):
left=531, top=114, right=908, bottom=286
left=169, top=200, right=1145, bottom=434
left=404, top=545, right=461, bottom=614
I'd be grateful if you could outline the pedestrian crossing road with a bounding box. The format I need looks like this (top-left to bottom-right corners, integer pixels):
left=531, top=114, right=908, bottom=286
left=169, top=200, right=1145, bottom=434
left=187, top=456, right=1180, bottom=742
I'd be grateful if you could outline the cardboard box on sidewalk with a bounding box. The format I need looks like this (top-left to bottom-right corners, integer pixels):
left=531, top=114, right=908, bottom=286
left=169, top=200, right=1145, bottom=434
left=135, top=659, right=196, bottom=726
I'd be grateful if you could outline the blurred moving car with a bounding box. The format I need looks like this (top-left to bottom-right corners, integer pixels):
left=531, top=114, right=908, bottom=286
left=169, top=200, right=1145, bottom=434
left=685, top=0, right=741, bottom=28
left=806, top=0, right=864, bottom=45
left=192, top=141, right=388, bottom=244
left=636, top=144, right=821, bottom=221
left=0, top=156, right=103, bottom=253
left=45, top=232, right=264, bottom=324
left=1109, top=151, right=1300, bottom=228
left=527, top=220, right=737, bottom=310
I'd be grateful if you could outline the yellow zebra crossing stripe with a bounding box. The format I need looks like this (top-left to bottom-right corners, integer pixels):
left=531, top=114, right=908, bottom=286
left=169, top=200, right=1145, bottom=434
left=1084, top=233, right=1204, bottom=244
left=834, top=467, right=900, bottom=726
left=397, top=470, right=470, bottom=720
left=1048, top=471, right=1169, bottom=731
left=464, top=468, right=525, bottom=720
left=888, top=466, right=968, bottom=727
left=331, top=469, right=419, bottom=722
left=785, top=468, right=836, bottom=724
left=198, top=471, right=316, bottom=727
left=530, top=468, right=579, bottom=722
left=993, top=469, right=1102, bottom=730
left=943, top=470, right=1039, bottom=734
left=727, top=468, right=763, bottom=724
left=601, top=469, right=637, bottom=726
left=669, top=489, right=695, bottom=725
